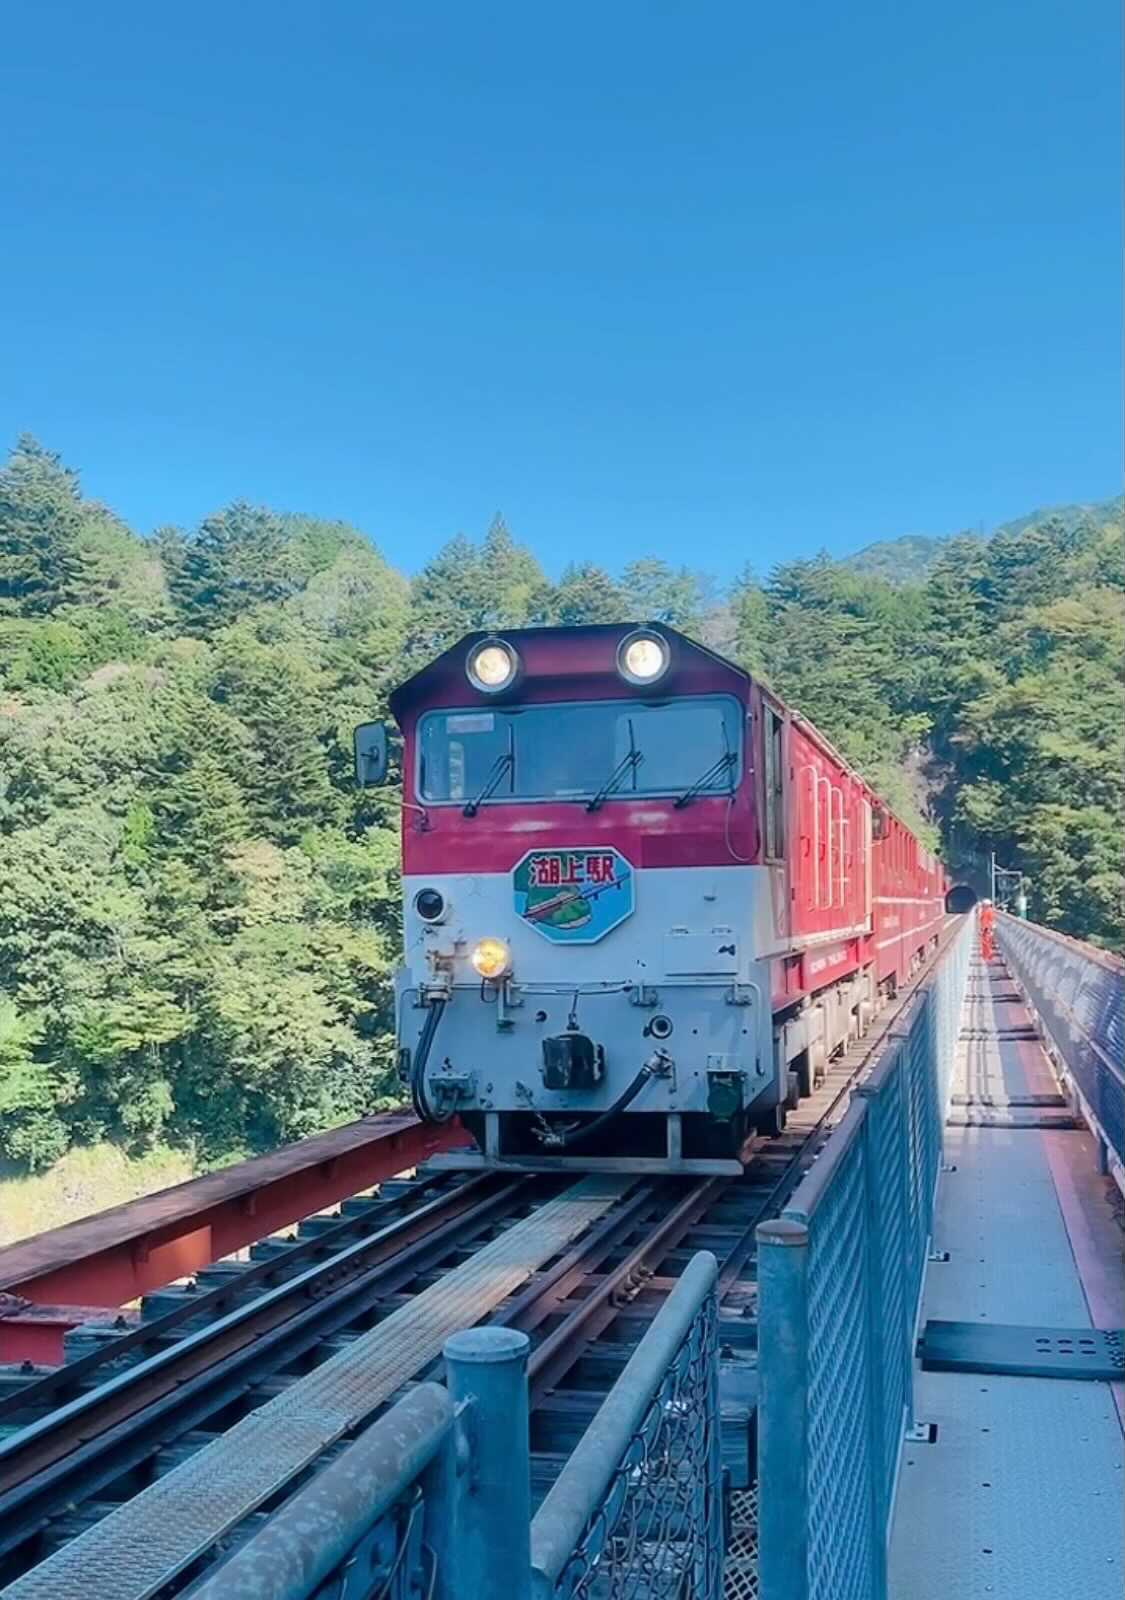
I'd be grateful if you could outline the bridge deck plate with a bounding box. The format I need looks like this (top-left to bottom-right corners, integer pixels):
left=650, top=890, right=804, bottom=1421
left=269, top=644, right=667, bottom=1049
left=919, top=1319, right=1125, bottom=1381
left=5, top=1175, right=631, bottom=1600
left=945, top=1110, right=1081, bottom=1129
left=949, top=1092, right=1067, bottom=1108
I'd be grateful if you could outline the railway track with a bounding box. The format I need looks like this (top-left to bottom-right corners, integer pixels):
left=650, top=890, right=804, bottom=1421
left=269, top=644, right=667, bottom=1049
left=0, top=932, right=955, bottom=1597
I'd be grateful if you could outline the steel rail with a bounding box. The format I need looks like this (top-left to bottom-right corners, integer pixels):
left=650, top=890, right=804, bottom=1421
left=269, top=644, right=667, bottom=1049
left=0, top=1177, right=532, bottom=1561
left=524, top=1177, right=724, bottom=1401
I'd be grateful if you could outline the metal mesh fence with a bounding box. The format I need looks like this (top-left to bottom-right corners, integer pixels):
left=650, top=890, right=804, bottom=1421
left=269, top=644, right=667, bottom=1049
left=804, top=1123, right=875, bottom=1600
left=862, top=1064, right=911, bottom=1508
left=757, top=917, right=974, bottom=1600
left=547, top=1284, right=723, bottom=1600
left=998, top=914, right=1124, bottom=1164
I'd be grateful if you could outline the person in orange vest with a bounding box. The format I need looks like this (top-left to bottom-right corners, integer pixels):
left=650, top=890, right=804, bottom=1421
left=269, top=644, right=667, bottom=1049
left=979, top=899, right=995, bottom=962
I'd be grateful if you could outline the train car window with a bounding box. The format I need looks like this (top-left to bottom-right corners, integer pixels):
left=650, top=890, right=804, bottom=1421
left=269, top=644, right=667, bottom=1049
left=762, top=707, right=785, bottom=859
left=417, top=696, right=742, bottom=804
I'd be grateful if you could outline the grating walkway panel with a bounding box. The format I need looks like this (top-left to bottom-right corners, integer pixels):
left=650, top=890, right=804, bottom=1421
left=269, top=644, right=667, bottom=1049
left=5, top=1176, right=631, bottom=1600
left=723, top=1484, right=759, bottom=1599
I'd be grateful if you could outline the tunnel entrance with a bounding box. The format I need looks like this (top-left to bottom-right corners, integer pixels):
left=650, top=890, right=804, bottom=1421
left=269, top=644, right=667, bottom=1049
left=946, top=883, right=978, bottom=913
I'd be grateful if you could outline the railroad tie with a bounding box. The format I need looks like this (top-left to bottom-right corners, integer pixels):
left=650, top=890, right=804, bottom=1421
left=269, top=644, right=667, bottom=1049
left=5, top=1175, right=633, bottom=1600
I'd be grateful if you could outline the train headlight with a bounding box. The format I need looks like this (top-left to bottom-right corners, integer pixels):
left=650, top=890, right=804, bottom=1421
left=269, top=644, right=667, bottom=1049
left=466, top=638, right=520, bottom=694
left=470, top=937, right=511, bottom=980
left=617, top=629, right=671, bottom=687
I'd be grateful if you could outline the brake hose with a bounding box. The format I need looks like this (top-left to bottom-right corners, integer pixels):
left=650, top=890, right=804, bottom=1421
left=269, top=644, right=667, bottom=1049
left=409, top=998, right=451, bottom=1124
left=542, top=1060, right=656, bottom=1149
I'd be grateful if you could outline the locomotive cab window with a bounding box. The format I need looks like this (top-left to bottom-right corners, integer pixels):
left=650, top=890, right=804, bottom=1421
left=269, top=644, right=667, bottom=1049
left=762, top=705, right=785, bottom=859
left=417, top=696, right=742, bottom=805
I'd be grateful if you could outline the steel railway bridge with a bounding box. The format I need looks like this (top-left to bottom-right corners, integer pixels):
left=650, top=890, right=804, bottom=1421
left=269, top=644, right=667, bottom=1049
left=0, top=910, right=1120, bottom=1600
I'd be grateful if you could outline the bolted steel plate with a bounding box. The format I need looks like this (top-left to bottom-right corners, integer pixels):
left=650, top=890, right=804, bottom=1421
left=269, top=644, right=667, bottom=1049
left=918, top=1320, right=1125, bottom=1382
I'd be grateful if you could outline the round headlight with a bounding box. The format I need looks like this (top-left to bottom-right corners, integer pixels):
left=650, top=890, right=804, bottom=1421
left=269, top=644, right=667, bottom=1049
left=414, top=888, right=447, bottom=924
left=470, top=937, right=511, bottom=980
left=466, top=638, right=519, bottom=694
left=617, top=629, right=671, bottom=686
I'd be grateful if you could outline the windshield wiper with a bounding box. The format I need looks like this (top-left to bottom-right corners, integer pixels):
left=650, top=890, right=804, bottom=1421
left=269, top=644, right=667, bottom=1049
left=673, top=749, right=736, bottom=809
left=463, top=735, right=514, bottom=817
left=586, top=721, right=643, bottom=812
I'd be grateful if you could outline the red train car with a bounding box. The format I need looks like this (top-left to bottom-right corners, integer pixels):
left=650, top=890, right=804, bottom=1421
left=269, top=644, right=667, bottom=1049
left=356, top=623, right=948, bottom=1173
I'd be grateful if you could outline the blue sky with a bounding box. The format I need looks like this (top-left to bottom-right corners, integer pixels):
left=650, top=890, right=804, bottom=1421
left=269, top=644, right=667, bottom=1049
left=1, top=2, right=1119, bottom=577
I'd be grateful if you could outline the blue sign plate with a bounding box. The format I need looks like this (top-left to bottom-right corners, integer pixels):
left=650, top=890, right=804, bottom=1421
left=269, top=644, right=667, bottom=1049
left=513, top=847, right=635, bottom=944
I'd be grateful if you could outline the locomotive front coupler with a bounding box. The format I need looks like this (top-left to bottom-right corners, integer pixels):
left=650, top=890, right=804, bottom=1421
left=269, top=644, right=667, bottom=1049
left=533, top=1046, right=676, bottom=1149
left=540, top=1031, right=605, bottom=1091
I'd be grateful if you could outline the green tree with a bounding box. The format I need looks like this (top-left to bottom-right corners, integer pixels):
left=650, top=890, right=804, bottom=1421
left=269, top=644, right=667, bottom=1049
left=539, top=562, right=629, bottom=625
left=0, top=1000, right=70, bottom=1168
left=169, top=503, right=307, bottom=633
left=478, top=515, right=547, bottom=626
left=620, top=559, right=709, bottom=631
left=0, top=436, right=87, bottom=616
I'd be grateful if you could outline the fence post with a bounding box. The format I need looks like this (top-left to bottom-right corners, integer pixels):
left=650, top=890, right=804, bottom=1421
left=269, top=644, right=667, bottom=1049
left=756, top=1216, right=810, bottom=1600
left=442, top=1326, right=532, bottom=1600
left=698, top=1290, right=724, bottom=1600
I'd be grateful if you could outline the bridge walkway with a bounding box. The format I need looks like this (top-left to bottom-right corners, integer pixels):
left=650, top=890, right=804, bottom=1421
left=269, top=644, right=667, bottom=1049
left=887, top=950, right=1124, bottom=1599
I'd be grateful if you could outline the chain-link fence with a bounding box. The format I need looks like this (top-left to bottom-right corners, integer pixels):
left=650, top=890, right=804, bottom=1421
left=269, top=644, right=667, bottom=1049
left=756, top=916, right=973, bottom=1600
left=532, top=1251, right=724, bottom=1600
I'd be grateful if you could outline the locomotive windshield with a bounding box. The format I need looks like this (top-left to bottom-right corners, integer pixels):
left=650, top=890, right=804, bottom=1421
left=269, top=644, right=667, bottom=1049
left=417, top=696, right=741, bottom=805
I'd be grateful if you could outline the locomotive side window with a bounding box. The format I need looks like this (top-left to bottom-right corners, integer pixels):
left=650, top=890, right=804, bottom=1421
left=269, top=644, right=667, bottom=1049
left=762, top=706, right=785, bottom=859
left=417, top=696, right=742, bottom=804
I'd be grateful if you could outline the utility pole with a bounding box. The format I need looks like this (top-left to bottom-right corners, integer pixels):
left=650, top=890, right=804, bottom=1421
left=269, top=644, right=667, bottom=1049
left=992, top=862, right=1025, bottom=914
left=990, top=850, right=996, bottom=904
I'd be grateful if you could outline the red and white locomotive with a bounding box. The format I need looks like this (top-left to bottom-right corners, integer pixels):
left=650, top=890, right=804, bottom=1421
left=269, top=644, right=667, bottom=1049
left=355, top=623, right=947, bottom=1173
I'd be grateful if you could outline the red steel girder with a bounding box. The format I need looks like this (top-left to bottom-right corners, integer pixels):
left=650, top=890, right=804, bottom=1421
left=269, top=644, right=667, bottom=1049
left=0, top=1113, right=467, bottom=1363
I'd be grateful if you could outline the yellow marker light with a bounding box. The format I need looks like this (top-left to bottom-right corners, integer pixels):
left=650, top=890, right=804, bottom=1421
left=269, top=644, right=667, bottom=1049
left=466, top=638, right=519, bottom=693
left=470, top=937, right=511, bottom=980
left=617, top=630, right=670, bottom=686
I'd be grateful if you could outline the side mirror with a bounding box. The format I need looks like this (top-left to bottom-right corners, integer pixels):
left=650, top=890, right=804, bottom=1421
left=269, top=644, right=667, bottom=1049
left=354, top=721, right=388, bottom=787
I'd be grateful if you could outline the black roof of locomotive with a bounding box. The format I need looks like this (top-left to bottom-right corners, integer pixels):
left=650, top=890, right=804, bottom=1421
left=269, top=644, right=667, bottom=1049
left=387, top=622, right=750, bottom=722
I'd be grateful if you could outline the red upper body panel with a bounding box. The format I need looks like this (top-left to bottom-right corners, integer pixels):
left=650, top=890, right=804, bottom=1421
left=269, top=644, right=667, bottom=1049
left=393, top=626, right=762, bottom=875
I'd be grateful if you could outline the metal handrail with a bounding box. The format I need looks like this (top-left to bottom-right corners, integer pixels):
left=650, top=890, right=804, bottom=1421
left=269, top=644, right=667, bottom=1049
left=781, top=1098, right=867, bottom=1223
left=529, top=1250, right=719, bottom=1588
left=997, top=908, right=1125, bottom=975
left=191, top=1383, right=454, bottom=1599
left=800, top=764, right=821, bottom=909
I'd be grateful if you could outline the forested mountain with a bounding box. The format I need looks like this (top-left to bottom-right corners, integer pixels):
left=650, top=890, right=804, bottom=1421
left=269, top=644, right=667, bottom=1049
left=1, top=436, right=1121, bottom=1172
left=842, top=496, right=1123, bottom=583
